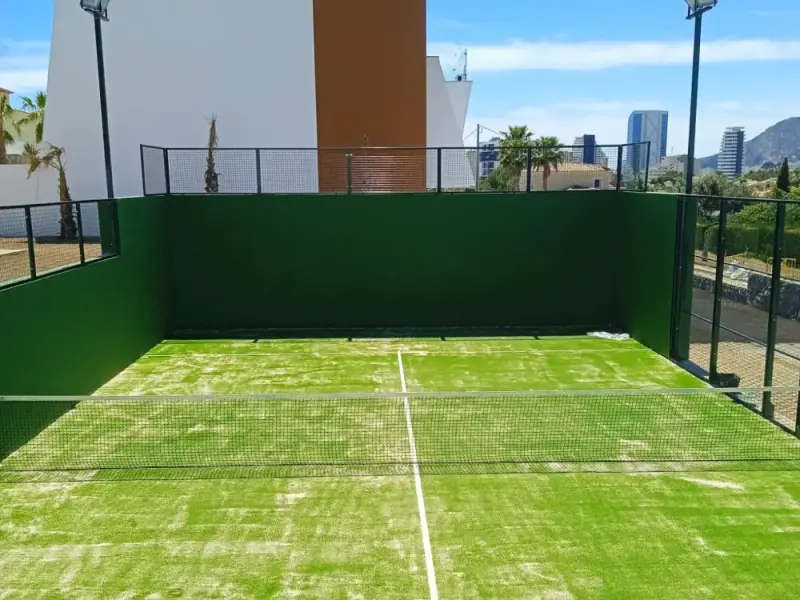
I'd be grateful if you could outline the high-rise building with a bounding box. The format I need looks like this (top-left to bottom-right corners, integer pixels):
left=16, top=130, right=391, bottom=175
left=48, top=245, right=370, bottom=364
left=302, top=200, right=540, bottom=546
left=627, top=111, right=668, bottom=173
left=572, top=135, right=609, bottom=167
left=718, top=127, right=746, bottom=179
left=479, top=137, right=502, bottom=177
left=573, top=135, right=597, bottom=164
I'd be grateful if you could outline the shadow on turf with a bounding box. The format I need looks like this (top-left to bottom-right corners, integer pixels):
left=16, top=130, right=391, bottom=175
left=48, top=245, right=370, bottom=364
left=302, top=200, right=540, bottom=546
left=4, top=459, right=800, bottom=485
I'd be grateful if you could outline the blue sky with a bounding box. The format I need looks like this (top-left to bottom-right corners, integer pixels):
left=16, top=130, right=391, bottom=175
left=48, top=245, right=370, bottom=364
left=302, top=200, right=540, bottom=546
left=2, top=0, right=799, bottom=157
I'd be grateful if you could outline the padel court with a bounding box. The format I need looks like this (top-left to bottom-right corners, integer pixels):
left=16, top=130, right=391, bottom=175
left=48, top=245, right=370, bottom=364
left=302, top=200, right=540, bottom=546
left=3, top=336, right=800, bottom=599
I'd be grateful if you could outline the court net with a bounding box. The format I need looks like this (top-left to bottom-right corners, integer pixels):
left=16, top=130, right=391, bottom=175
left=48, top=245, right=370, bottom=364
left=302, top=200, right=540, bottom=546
left=1, top=388, right=799, bottom=476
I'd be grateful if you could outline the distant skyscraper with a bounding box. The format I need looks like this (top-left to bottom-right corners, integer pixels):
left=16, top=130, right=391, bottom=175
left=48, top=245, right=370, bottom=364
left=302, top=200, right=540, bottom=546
left=478, top=136, right=502, bottom=177
left=573, top=134, right=597, bottom=164
left=627, top=111, right=668, bottom=173
left=718, top=127, right=746, bottom=179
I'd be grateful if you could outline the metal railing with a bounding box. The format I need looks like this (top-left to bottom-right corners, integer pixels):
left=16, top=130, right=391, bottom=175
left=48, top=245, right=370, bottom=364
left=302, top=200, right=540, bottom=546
left=141, top=143, right=651, bottom=196
left=672, top=194, right=800, bottom=424
left=0, top=199, right=120, bottom=290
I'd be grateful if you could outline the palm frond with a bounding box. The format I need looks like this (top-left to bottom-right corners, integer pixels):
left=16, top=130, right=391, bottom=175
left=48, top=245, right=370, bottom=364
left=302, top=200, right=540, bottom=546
left=3, top=129, right=13, bottom=144
left=22, top=143, right=42, bottom=178
left=20, top=96, right=35, bottom=111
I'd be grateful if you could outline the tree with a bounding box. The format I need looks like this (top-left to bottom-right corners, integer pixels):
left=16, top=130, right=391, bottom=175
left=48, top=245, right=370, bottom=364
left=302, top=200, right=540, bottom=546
left=694, top=171, right=729, bottom=197
left=0, top=91, right=15, bottom=165
left=499, top=125, right=534, bottom=191
left=776, top=158, right=791, bottom=193
left=479, top=166, right=514, bottom=192
left=22, top=143, right=78, bottom=240
left=531, top=136, right=564, bottom=191
left=204, top=115, right=220, bottom=193
left=14, top=91, right=46, bottom=145
left=649, top=170, right=685, bottom=194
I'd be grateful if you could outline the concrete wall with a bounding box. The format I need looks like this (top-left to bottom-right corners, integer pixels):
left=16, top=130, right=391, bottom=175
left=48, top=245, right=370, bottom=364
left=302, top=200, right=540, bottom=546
left=0, top=165, right=58, bottom=207
left=46, top=0, right=319, bottom=199
left=0, top=166, right=101, bottom=237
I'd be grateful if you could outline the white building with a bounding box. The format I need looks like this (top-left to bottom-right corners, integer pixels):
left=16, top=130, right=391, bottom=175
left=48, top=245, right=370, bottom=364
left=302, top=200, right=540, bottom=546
left=718, top=127, right=746, bottom=179
left=43, top=0, right=473, bottom=199
left=650, top=155, right=702, bottom=179
left=627, top=110, right=668, bottom=173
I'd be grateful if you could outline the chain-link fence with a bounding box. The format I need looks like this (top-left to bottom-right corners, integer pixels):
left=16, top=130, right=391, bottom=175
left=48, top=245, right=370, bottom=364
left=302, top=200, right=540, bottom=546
left=141, top=142, right=650, bottom=195
left=0, top=199, right=120, bottom=290
left=674, top=195, right=800, bottom=423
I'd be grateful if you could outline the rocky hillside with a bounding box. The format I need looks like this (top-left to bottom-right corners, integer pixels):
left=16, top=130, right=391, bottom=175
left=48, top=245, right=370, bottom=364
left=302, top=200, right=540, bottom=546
left=700, top=117, right=800, bottom=170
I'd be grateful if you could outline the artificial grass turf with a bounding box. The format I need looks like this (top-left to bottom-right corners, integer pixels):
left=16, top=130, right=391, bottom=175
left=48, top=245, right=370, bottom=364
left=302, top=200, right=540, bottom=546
left=2, top=336, right=800, bottom=599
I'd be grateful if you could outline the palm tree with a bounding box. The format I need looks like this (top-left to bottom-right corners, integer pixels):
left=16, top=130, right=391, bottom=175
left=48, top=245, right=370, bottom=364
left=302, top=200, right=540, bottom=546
left=532, top=136, right=564, bottom=191
left=499, top=125, right=534, bottom=191
left=204, top=115, right=220, bottom=193
left=14, top=91, right=46, bottom=145
left=0, top=90, right=16, bottom=165
left=23, top=143, right=78, bottom=240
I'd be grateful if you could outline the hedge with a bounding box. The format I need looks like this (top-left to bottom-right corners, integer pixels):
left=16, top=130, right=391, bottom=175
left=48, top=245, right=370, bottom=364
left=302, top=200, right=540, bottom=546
left=697, top=223, right=800, bottom=262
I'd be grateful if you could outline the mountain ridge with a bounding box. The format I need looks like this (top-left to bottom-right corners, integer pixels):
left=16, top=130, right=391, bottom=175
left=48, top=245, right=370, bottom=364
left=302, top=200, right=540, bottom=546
left=699, top=117, right=800, bottom=171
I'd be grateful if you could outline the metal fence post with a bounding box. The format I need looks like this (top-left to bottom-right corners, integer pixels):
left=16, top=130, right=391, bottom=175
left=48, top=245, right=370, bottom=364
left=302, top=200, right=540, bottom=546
left=795, top=380, right=800, bottom=438
left=112, top=199, right=121, bottom=255
left=24, top=206, right=36, bottom=279
left=709, top=197, right=728, bottom=382
left=255, top=149, right=263, bottom=194
left=763, top=201, right=786, bottom=420
left=616, top=145, right=624, bottom=191
left=163, top=148, right=171, bottom=195
left=436, top=148, right=443, bottom=193
left=76, top=203, right=86, bottom=264
left=346, top=153, right=352, bottom=194
left=670, top=197, right=687, bottom=359
left=140, top=145, right=147, bottom=196
left=526, top=147, right=532, bottom=193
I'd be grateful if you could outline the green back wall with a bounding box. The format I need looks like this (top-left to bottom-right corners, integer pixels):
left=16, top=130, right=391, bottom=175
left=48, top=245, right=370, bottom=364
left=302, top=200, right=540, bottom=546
left=167, top=192, right=620, bottom=332
left=615, top=192, right=679, bottom=356
left=0, top=196, right=169, bottom=395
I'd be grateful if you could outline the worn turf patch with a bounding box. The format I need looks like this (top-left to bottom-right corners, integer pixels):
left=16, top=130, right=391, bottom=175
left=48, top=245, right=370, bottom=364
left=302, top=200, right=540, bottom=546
left=423, top=471, right=800, bottom=600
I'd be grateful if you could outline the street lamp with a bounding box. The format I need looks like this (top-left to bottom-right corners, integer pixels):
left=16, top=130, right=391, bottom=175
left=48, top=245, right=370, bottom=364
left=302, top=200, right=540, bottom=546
left=684, top=0, right=717, bottom=195
left=80, top=0, right=114, bottom=199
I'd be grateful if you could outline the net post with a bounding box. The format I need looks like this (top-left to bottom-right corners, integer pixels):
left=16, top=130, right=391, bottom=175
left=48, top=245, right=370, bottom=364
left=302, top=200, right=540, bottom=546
left=76, top=202, right=86, bottom=264
left=644, top=141, right=651, bottom=191
left=616, top=145, right=623, bottom=191
left=525, top=147, right=532, bottom=193
left=24, top=206, right=36, bottom=279
left=709, top=197, right=728, bottom=382
left=436, top=148, right=443, bottom=193
left=763, top=201, right=786, bottom=420
left=140, top=145, right=147, bottom=196
left=163, top=148, right=171, bottom=196
left=255, top=149, right=262, bottom=194
left=346, top=152, right=352, bottom=194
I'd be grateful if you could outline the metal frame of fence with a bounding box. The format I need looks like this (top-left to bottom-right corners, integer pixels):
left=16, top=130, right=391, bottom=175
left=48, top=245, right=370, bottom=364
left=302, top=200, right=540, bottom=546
left=671, top=194, right=800, bottom=419
left=141, top=142, right=651, bottom=196
left=0, top=198, right=120, bottom=291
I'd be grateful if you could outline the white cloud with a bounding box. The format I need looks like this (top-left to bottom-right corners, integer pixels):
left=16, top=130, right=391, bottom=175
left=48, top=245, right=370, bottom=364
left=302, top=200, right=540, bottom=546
left=0, top=40, right=50, bottom=95
left=749, top=10, right=800, bottom=17
left=464, top=100, right=795, bottom=158
left=429, top=39, right=800, bottom=71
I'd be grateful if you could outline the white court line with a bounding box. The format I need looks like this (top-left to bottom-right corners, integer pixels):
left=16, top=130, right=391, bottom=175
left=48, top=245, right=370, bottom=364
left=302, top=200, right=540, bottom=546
left=397, top=350, right=439, bottom=600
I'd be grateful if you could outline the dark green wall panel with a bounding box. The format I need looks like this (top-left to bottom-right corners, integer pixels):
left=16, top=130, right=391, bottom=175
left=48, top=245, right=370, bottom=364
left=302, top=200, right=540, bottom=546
left=0, top=197, right=169, bottom=395
left=615, top=193, right=679, bottom=356
left=168, top=192, right=620, bottom=332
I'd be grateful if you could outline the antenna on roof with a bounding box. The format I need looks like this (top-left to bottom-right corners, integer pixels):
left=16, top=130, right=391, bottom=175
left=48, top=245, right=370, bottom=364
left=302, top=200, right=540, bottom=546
left=449, top=49, right=469, bottom=82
